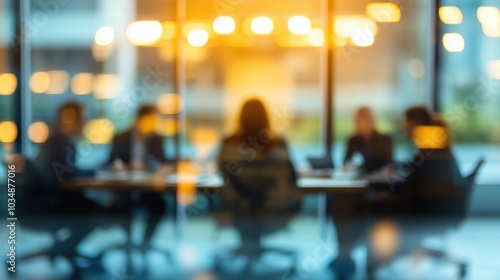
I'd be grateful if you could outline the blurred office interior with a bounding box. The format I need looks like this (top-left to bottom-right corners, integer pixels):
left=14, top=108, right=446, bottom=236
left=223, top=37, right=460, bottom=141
left=0, top=0, right=499, bottom=279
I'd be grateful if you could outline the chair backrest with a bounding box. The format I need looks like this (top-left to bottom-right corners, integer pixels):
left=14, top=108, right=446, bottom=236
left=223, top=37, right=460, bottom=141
left=223, top=159, right=300, bottom=214
left=414, top=157, right=485, bottom=219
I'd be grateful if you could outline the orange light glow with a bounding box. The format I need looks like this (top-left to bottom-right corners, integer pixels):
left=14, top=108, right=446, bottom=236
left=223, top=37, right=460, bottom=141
left=287, top=16, right=311, bottom=35
left=177, top=160, right=198, bottom=206
left=28, top=122, right=50, bottom=143
left=334, top=17, right=377, bottom=38
left=0, top=73, right=17, bottom=95
left=127, top=21, right=163, bottom=46
left=371, top=220, right=400, bottom=259
left=366, top=3, right=401, bottom=23
left=30, top=72, right=50, bottom=93
left=187, top=29, right=209, bottom=47
left=71, top=73, right=94, bottom=95
left=157, top=93, right=184, bottom=114
left=251, top=16, right=274, bottom=35
left=191, top=126, right=219, bottom=158
left=439, top=6, right=463, bottom=24
left=413, top=126, right=449, bottom=149
left=93, top=74, right=120, bottom=99
left=0, top=121, right=18, bottom=143
left=213, top=16, right=236, bottom=35
left=83, top=118, right=115, bottom=144
left=47, top=71, right=69, bottom=94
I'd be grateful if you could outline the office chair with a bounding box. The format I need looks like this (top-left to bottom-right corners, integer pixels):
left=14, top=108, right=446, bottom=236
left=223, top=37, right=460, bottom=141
left=367, top=157, right=485, bottom=279
left=9, top=173, right=101, bottom=278
left=213, top=160, right=301, bottom=273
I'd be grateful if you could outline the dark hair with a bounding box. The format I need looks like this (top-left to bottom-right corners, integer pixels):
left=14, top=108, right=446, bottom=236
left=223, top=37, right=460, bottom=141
left=405, top=106, right=433, bottom=126
left=136, top=104, right=158, bottom=119
left=238, top=98, right=271, bottom=139
left=56, top=102, right=84, bottom=126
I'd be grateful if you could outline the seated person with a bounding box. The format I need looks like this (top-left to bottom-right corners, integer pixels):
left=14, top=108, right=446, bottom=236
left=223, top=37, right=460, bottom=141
left=366, top=106, right=466, bottom=275
left=344, top=107, right=393, bottom=173
left=328, top=107, right=393, bottom=277
left=107, top=105, right=169, bottom=246
left=217, top=98, right=300, bottom=257
left=373, top=106, right=463, bottom=210
left=6, top=102, right=105, bottom=256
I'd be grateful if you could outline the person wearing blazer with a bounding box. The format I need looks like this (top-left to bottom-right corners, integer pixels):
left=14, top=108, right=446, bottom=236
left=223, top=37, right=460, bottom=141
left=108, top=105, right=170, bottom=246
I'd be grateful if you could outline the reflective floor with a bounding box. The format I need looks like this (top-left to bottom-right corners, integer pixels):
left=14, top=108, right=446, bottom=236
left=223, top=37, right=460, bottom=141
left=2, top=215, right=500, bottom=280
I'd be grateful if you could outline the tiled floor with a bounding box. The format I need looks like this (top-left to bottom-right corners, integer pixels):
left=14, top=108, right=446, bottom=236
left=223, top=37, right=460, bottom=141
left=1, top=214, right=500, bottom=280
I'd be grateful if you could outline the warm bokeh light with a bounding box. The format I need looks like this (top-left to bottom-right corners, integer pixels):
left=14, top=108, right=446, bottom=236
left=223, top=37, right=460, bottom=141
left=477, top=6, right=500, bottom=26
left=408, top=59, right=425, bottom=78
left=488, top=60, right=500, bottom=80
left=442, top=33, right=464, bottom=52
left=0, top=121, right=17, bottom=143
left=71, top=73, right=94, bottom=95
left=334, top=17, right=377, bottom=38
left=95, top=26, right=114, bottom=46
left=482, top=24, right=500, bottom=37
left=413, top=126, right=449, bottom=149
left=187, top=29, right=209, bottom=47
left=287, top=16, right=311, bottom=35
left=127, top=21, right=163, bottom=46
left=213, top=16, right=236, bottom=35
left=83, top=118, right=115, bottom=144
left=365, top=3, right=401, bottom=22
left=191, top=126, right=219, bottom=158
left=439, top=6, right=463, bottom=24
left=177, top=160, right=197, bottom=205
left=251, top=16, right=274, bottom=35
left=28, top=122, right=49, bottom=143
left=93, top=74, right=120, bottom=99
left=306, top=28, right=325, bottom=47
left=47, top=71, right=69, bottom=94
left=161, top=21, right=177, bottom=40
left=351, top=27, right=375, bottom=47
left=0, top=73, right=17, bottom=95
left=30, top=71, right=50, bottom=93
left=371, top=221, right=399, bottom=259
left=158, top=117, right=178, bottom=136
left=157, top=93, right=184, bottom=114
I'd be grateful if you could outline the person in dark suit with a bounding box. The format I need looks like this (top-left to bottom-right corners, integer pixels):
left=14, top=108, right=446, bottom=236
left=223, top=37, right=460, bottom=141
left=344, top=107, right=393, bottom=173
left=329, top=107, right=393, bottom=277
left=8, top=102, right=105, bottom=256
left=108, top=105, right=169, bottom=246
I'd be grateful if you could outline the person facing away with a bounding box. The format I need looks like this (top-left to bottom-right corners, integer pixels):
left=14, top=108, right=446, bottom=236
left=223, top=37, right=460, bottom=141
left=218, top=98, right=298, bottom=210
left=107, top=104, right=169, bottom=245
left=344, top=107, right=393, bottom=173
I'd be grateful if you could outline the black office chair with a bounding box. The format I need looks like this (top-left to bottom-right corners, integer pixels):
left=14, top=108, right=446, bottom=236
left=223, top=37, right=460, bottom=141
left=9, top=171, right=100, bottom=278
left=367, top=157, right=485, bottom=279
left=213, top=160, right=301, bottom=273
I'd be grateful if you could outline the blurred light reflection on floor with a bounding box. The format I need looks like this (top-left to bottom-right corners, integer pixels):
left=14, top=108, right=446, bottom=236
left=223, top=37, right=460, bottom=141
left=1, top=215, right=499, bottom=279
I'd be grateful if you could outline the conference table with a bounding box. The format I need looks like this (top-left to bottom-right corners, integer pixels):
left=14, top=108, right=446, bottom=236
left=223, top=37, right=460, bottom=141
left=63, top=171, right=369, bottom=238
left=61, top=171, right=369, bottom=271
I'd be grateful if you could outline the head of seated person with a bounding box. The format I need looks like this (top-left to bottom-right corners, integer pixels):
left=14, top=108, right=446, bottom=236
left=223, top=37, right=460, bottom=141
left=222, top=98, right=288, bottom=162
left=404, top=106, right=452, bottom=150
left=55, top=102, right=85, bottom=137
left=134, top=105, right=160, bottom=139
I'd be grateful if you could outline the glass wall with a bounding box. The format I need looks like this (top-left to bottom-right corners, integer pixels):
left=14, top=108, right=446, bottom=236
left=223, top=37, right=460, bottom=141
left=0, top=0, right=16, bottom=177
left=438, top=0, right=500, bottom=182
left=333, top=0, right=433, bottom=164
